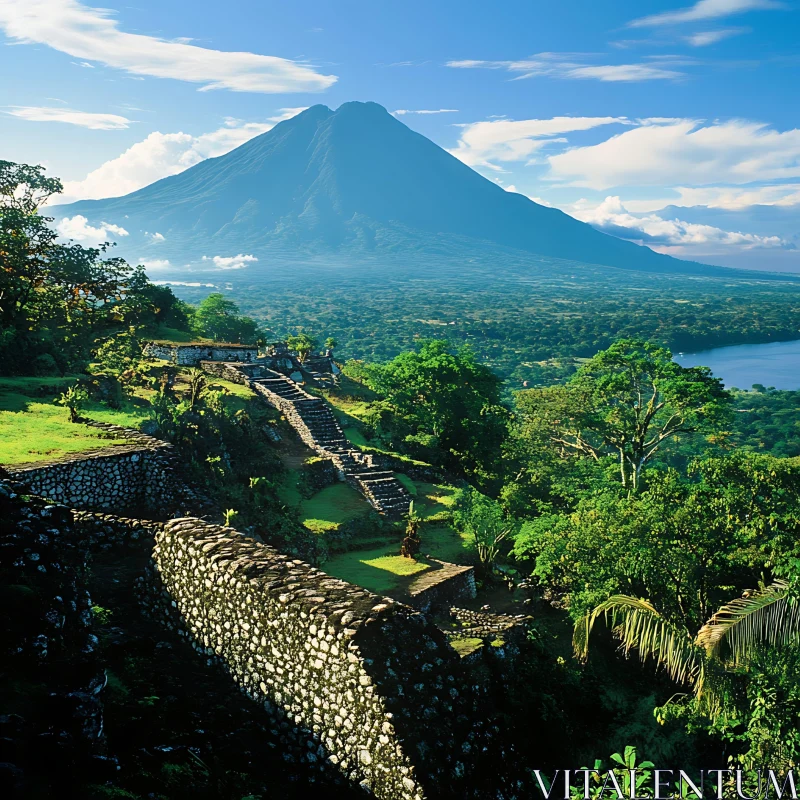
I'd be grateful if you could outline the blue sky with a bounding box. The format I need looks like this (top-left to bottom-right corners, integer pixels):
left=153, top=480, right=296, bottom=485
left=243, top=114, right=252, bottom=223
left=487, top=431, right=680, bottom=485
left=1, top=0, right=799, bottom=269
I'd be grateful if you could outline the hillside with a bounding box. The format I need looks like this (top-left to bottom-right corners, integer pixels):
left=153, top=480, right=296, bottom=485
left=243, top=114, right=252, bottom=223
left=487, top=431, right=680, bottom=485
left=51, top=101, right=720, bottom=276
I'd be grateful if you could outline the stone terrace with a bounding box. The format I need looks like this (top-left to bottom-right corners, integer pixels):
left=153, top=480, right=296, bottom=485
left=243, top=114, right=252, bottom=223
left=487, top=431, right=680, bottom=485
left=203, top=362, right=412, bottom=519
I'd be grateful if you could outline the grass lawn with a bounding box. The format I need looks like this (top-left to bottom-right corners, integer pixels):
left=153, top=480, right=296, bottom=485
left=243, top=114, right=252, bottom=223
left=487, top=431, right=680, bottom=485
left=0, top=377, right=151, bottom=465
left=448, top=637, right=484, bottom=657
left=298, top=483, right=371, bottom=533
left=322, top=542, right=433, bottom=594
left=319, top=476, right=472, bottom=592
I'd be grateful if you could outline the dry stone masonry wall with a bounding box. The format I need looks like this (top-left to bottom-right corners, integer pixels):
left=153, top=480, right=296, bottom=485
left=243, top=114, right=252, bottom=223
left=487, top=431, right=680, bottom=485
left=143, top=342, right=258, bottom=366
left=0, top=476, right=106, bottom=790
left=143, top=518, right=510, bottom=799
left=201, top=361, right=411, bottom=519
left=6, top=423, right=211, bottom=518
left=404, top=560, right=476, bottom=613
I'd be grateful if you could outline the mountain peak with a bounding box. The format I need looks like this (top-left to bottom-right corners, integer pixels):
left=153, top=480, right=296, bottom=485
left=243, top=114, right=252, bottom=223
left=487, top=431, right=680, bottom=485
left=49, top=99, right=710, bottom=276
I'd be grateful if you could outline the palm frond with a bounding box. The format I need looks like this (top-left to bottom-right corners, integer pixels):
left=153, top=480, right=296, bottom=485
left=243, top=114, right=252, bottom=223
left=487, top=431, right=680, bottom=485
left=574, top=595, right=701, bottom=688
left=696, top=581, right=800, bottom=667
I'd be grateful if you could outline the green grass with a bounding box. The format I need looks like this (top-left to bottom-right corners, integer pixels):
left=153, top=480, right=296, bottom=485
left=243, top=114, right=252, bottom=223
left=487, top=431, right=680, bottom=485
left=395, top=473, right=417, bottom=495
left=323, top=542, right=433, bottom=593
left=343, top=426, right=370, bottom=447
left=299, top=483, right=371, bottom=533
left=0, top=377, right=151, bottom=466
left=318, top=477, right=472, bottom=592
left=412, top=481, right=458, bottom=520
left=449, top=637, right=484, bottom=657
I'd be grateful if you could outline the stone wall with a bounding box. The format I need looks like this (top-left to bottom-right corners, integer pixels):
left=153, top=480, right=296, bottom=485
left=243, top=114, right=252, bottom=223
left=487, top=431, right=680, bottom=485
left=0, top=476, right=106, bottom=792
left=405, top=560, right=476, bottom=613
left=8, top=447, right=178, bottom=516
left=5, top=423, right=211, bottom=518
left=143, top=518, right=511, bottom=799
left=73, top=510, right=164, bottom=551
left=144, top=342, right=258, bottom=366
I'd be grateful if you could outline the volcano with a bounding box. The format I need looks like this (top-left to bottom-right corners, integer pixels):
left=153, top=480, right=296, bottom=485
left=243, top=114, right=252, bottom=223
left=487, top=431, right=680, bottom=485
left=51, top=101, right=711, bottom=275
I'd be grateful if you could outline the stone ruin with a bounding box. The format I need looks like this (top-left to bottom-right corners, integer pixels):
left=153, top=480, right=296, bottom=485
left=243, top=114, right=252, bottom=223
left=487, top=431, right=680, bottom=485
left=2, top=419, right=530, bottom=797
left=203, top=361, right=412, bottom=519
left=143, top=341, right=259, bottom=366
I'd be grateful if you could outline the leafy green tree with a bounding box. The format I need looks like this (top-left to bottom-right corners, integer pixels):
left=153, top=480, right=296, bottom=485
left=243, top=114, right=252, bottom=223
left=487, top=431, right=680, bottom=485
left=0, top=160, right=188, bottom=374
left=94, top=326, right=144, bottom=378
left=574, top=581, right=800, bottom=768
left=368, top=340, right=509, bottom=484
left=286, top=332, right=318, bottom=362
left=56, top=383, right=89, bottom=423
left=515, top=339, right=730, bottom=491
left=453, top=487, right=515, bottom=575
left=195, top=293, right=260, bottom=343
left=324, top=336, right=337, bottom=352
left=400, top=500, right=422, bottom=558
left=513, top=453, right=800, bottom=627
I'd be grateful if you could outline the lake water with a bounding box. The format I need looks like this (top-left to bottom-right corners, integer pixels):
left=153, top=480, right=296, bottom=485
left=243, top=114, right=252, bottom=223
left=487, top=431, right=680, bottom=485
left=675, top=339, right=800, bottom=390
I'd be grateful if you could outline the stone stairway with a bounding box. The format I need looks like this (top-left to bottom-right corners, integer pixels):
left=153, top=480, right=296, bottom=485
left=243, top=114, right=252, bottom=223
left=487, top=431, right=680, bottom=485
left=209, top=363, right=411, bottom=520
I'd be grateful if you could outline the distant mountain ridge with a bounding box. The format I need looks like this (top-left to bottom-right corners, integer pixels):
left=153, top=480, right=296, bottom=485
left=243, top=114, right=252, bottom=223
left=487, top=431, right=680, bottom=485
left=51, top=102, right=724, bottom=275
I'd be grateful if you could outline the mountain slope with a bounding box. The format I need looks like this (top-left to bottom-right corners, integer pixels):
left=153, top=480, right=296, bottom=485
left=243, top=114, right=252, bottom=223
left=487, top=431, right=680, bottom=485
left=52, top=102, right=711, bottom=274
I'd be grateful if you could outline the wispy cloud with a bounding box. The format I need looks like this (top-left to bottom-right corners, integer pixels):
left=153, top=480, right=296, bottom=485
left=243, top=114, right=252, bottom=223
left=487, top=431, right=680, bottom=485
left=0, top=0, right=337, bottom=93
left=629, top=0, right=784, bottom=28
left=684, top=27, right=747, bottom=45
left=202, top=254, right=258, bottom=270
left=56, top=215, right=128, bottom=241
left=669, top=184, right=800, bottom=209
left=446, top=53, right=685, bottom=82
left=393, top=108, right=459, bottom=116
left=6, top=105, right=131, bottom=130
left=54, top=115, right=298, bottom=203
left=449, top=116, right=628, bottom=170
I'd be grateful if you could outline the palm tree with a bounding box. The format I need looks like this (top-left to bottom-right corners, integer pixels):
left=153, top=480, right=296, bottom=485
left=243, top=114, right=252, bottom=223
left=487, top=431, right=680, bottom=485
left=573, top=581, right=800, bottom=719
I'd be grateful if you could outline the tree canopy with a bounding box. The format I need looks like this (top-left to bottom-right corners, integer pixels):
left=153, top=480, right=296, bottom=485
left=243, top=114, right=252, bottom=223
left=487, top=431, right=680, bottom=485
left=194, top=293, right=261, bottom=344
left=367, top=339, right=509, bottom=484
left=515, top=338, right=731, bottom=491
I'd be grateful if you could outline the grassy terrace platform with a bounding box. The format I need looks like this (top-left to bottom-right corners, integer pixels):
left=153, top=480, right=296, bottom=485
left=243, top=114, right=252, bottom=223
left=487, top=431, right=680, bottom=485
left=0, top=377, right=151, bottom=466
left=317, top=480, right=474, bottom=594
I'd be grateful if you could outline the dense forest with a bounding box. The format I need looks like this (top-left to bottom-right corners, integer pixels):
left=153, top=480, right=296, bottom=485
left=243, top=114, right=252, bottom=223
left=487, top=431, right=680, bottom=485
left=167, top=256, right=800, bottom=388
left=4, top=159, right=800, bottom=795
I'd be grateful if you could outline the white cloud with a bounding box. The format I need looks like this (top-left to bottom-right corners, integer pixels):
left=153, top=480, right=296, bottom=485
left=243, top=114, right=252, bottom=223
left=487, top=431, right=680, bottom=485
left=684, top=28, right=746, bottom=45
left=547, top=118, right=800, bottom=190
left=0, top=0, right=336, bottom=93
left=449, top=116, right=627, bottom=170
left=202, top=254, right=258, bottom=270
left=393, top=109, right=459, bottom=116
left=138, top=259, right=171, bottom=269
left=670, top=184, right=800, bottom=209
left=56, top=117, right=285, bottom=203
left=56, top=215, right=129, bottom=241
left=6, top=105, right=130, bottom=129
left=630, top=0, right=783, bottom=28
left=572, top=196, right=789, bottom=250
left=147, top=231, right=166, bottom=242
left=446, top=54, right=684, bottom=82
